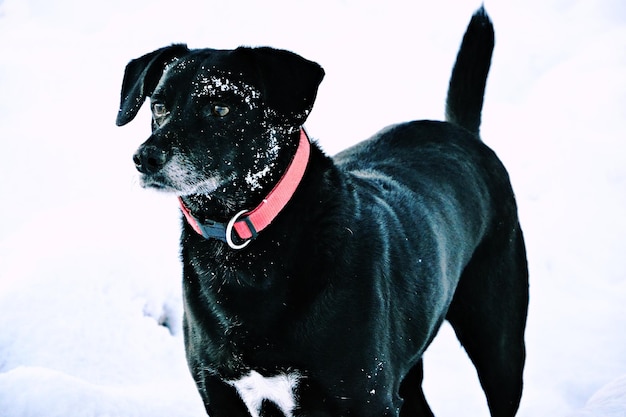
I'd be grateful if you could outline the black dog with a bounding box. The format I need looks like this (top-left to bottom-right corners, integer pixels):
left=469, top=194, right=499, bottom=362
left=116, top=7, right=528, bottom=417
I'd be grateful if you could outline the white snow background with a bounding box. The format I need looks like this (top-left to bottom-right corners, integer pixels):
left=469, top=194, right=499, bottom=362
left=0, top=0, right=625, bottom=415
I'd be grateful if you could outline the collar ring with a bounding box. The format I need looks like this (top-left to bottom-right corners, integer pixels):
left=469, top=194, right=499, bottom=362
left=226, top=210, right=252, bottom=250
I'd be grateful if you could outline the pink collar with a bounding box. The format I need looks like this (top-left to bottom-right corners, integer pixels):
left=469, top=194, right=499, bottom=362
left=178, top=128, right=311, bottom=249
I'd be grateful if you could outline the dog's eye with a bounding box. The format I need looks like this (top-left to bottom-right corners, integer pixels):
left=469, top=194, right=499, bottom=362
left=211, top=104, right=230, bottom=117
left=152, top=103, right=169, bottom=118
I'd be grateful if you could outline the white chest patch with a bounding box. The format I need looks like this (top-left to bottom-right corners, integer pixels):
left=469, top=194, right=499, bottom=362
left=227, top=370, right=300, bottom=417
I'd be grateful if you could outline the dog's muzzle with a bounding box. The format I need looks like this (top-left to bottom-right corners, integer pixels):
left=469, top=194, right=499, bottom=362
left=133, top=145, right=169, bottom=174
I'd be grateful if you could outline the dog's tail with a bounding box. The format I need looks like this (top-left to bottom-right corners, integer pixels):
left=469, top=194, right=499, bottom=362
left=445, top=6, right=494, bottom=136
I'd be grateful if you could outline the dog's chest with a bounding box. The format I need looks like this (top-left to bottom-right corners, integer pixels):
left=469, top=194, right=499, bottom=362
left=227, top=370, right=300, bottom=417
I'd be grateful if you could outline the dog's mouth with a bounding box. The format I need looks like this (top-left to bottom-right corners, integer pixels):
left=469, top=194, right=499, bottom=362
left=138, top=174, right=178, bottom=192
left=132, top=148, right=226, bottom=195
left=138, top=168, right=224, bottom=196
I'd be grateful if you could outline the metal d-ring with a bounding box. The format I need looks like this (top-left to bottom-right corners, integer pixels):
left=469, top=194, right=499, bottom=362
left=226, top=210, right=252, bottom=250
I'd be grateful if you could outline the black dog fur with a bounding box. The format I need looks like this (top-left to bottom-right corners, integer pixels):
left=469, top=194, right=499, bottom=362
left=116, top=7, right=528, bottom=417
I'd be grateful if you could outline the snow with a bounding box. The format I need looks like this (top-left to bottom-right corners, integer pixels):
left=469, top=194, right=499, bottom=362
left=0, top=0, right=625, bottom=416
left=191, top=72, right=261, bottom=110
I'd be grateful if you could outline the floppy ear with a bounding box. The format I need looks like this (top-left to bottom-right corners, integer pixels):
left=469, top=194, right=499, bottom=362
left=116, top=44, right=190, bottom=126
left=234, top=47, right=325, bottom=126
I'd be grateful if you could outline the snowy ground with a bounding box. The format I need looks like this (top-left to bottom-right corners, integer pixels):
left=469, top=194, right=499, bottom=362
left=0, top=0, right=625, bottom=415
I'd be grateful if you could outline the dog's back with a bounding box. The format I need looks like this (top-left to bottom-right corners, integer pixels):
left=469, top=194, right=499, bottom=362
left=333, top=7, right=528, bottom=416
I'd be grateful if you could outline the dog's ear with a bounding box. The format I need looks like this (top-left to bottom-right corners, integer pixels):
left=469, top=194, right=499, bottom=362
left=234, top=47, right=325, bottom=126
left=116, top=44, right=190, bottom=126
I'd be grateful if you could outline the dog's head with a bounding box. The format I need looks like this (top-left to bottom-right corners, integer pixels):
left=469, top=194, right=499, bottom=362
left=116, top=44, right=324, bottom=211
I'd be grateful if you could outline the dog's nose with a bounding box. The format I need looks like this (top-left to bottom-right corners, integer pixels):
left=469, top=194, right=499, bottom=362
left=133, top=145, right=168, bottom=174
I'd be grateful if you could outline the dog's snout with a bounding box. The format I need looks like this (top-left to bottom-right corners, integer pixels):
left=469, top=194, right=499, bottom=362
left=133, top=145, right=168, bottom=174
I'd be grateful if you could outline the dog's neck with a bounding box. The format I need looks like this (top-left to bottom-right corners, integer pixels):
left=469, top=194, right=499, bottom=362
left=179, top=128, right=310, bottom=249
